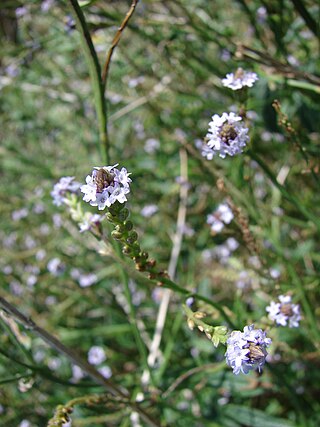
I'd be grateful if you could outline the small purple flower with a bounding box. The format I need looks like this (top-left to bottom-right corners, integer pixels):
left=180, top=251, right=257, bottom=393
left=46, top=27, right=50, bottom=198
left=141, top=204, right=158, bottom=218
left=207, top=203, right=234, bottom=233
left=47, top=258, right=65, bottom=277
left=78, top=273, right=98, bottom=288
left=88, top=346, right=106, bottom=365
left=206, top=112, right=249, bottom=158
left=81, top=165, right=131, bottom=211
left=266, top=295, right=301, bottom=328
left=225, top=325, right=271, bottom=375
left=222, top=68, right=259, bottom=90
left=51, top=176, right=81, bottom=206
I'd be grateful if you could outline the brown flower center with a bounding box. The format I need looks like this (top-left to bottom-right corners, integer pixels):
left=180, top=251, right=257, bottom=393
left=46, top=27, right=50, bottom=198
left=220, top=124, right=238, bottom=145
left=94, top=169, right=115, bottom=193
left=280, top=303, right=293, bottom=317
left=248, top=343, right=265, bottom=364
left=235, top=67, right=244, bottom=79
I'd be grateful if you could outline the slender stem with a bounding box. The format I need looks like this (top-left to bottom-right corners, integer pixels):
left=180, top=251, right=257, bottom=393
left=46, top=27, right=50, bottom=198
left=290, top=0, right=319, bottom=37
left=68, top=0, right=108, bottom=162
left=141, top=149, right=189, bottom=387
left=101, top=0, right=139, bottom=88
left=0, top=296, right=161, bottom=427
left=162, top=363, right=225, bottom=399
left=286, top=264, right=320, bottom=347
left=110, top=230, right=155, bottom=385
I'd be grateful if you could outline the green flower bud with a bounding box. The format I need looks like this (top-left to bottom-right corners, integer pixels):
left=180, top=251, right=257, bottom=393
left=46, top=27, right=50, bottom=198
left=118, top=208, right=130, bottom=221
left=111, top=230, right=123, bottom=240
left=124, top=220, right=133, bottom=231
left=127, top=231, right=138, bottom=244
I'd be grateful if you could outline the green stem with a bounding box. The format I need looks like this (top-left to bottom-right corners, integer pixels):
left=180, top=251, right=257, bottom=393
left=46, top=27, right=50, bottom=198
left=247, top=150, right=320, bottom=233
left=110, top=232, right=155, bottom=386
left=68, top=0, right=108, bottom=163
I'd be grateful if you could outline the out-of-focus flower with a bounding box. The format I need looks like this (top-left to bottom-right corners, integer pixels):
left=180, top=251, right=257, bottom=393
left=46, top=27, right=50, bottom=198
left=79, top=213, right=104, bottom=233
left=144, top=138, right=160, bottom=154
left=195, top=139, right=216, bottom=160
left=98, top=365, right=112, bottom=379
left=222, top=68, right=259, bottom=90
left=12, top=208, right=29, bottom=221
left=81, top=165, right=131, bottom=211
left=78, top=273, right=98, bottom=288
left=266, top=295, right=301, bottom=328
left=207, top=203, right=234, bottom=233
left=88, top=346, right=106, bottom=365
left=47, top=258, right=65, bottom=276
left=225, top=324, right=271, bottom=375
left=51, top=176, right=81, bottom=206
left=206, top=112, right=249, bottom=158
left=141, top=204, right=158, bottom=218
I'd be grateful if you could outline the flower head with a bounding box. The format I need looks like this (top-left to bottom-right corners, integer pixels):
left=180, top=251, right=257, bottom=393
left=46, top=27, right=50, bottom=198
left=206, top=112, right=249, bottom=158
left=207, top=203, right=234, bottom=233
left=225, top=324, right=271, bottom=375
left=81, top=165, right=131, bottom=211
left=51, top=176, right=81, bottom=206
left=88, top=346, right=106, bottom=365
left=266, top=295, right=301, bottom=328
left=222, top=68, right=259, bottom=90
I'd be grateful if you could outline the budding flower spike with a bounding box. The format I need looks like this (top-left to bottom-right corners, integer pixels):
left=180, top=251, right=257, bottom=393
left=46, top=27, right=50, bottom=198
left=222, top=68, right=259, bottom=91
left=206, top=112, right=249, bottom=158
left=81, top=165, right=132, bottom=210
left=225, top=325, right=271, bottom=375
left=266, top=295, right=301, bottom=328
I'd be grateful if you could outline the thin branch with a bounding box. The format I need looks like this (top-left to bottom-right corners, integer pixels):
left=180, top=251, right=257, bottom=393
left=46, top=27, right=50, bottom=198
left=68, top=0, right=108, bottom=162
left=141, top=149, right=189, bottom=387
left=0, top=296, right=161, bottom=427
left=162, top=363, right=225, bottom=399
left=101, top=0, right=139, bottom=88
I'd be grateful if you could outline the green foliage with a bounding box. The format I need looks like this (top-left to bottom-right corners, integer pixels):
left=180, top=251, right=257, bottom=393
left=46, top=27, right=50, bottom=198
left=0, top=0, right=320, bottom=426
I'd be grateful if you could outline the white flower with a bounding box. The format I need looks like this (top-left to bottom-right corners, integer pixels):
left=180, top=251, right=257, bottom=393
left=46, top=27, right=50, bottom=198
left=88, top=346, right=106, bottom=365
left=195, top=138, right=216, bottom=160
left=207, top=203, right=234, bottom=233
left=80, top=175, right=97, bottom=203
left=51, top=176, right=81, bottom=206
left=222, top=68, right=259, bottom=90
left=81, top=165, right=131, bottom=211
left=266, top=295, right=301, bottom=328
left=206, top=112, right=249, bottom=158
left=225, top=325, right=271, bottom=375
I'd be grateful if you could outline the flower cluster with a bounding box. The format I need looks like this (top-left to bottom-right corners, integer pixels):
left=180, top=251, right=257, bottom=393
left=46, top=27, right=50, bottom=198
left=207, top=203, right=234, bottom=233
left=80, top=165, right=132, bottom=211
left=225, top=325, right=272, bottom=375
left=222, top=68, right=259, bottom=91
left=266, top=295, right=301, bottom=328
left=51, top=176, right=81, bottom=206
left=206, top=112, right=249, bottom=158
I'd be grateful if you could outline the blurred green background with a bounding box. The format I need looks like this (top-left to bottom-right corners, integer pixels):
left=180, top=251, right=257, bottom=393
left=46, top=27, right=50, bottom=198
left=0, top=1, right=319, bottom=426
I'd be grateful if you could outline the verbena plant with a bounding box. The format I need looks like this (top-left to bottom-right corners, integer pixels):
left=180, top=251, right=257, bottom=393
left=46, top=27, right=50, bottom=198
left=0, top=1, right=319, bottom=426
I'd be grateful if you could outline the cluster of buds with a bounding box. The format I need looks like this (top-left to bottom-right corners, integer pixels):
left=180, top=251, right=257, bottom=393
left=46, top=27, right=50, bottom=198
left=184, top=305, right=228, bottom=347
left=105, top=201, right=157, bottom=274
